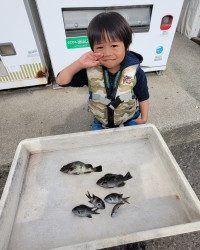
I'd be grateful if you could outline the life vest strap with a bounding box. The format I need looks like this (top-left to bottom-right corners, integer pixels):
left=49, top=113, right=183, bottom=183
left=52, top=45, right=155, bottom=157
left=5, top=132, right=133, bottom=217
left=91, top=92, right=133, bottom=110
left=107, top=96, right=123, bottom=110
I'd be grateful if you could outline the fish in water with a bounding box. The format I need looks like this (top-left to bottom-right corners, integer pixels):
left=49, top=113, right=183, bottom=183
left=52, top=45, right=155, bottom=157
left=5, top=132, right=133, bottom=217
left=72, top=205, right=100, bottom=218
left=86, top=191, right=105, bottom=209
left=104, top=193, right=130, bottom=204
left=111, top=202, right=125, bottom=217
left=96, top=172, right=132, bottom=188
left=60, top=161, right=102, bottom=175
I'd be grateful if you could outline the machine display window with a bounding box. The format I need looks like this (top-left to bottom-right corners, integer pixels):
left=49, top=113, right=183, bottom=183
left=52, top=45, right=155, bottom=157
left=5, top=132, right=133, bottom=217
left=62, top=5, right=152, bottom=37
left=0, top=43, right=16, bottom=56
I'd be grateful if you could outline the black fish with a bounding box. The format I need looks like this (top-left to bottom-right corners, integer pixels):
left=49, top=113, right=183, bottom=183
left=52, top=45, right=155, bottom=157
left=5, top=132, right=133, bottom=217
left=86, top=191, right=105, bottom=209
left=72, top=205, right=99, bottom=218
left=104, top=193, right=130, bottom=204
left=96, top=172, right=132, bottom=188
left=111, top=202, right=125, bottom=217
left=60, top=161, right=102, bottom=174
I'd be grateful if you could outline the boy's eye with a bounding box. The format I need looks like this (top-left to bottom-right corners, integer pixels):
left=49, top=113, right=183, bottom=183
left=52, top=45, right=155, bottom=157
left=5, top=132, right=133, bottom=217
left=111, top=44, right=118, bottom=48
left=95, top=46, right=103, bottom=50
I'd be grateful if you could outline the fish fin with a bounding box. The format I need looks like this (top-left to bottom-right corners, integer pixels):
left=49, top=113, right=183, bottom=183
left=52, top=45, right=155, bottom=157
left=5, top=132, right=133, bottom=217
left=103, top=173, right=113, bottom=178
left=94, top=165, right=102, bottom=172
left=85, top=191, right=91, bottom=199
left=86, top=164, right=92, bottom=168
left=87, top=215, right=92, bottom=218
left=117, top=182, right=125, bottom=187
left=124, top=172, right=132, bottom=181
left=123, top=197, right=130, bottom=204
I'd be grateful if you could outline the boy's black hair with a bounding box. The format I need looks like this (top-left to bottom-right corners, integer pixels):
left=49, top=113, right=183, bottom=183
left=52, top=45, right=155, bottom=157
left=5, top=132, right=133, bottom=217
left=87, top=12, right=132, bottom=50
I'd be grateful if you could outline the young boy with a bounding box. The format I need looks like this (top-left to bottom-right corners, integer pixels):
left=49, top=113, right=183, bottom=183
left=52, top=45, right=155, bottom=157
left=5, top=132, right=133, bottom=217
left=56, top=12, right=149, bottom=130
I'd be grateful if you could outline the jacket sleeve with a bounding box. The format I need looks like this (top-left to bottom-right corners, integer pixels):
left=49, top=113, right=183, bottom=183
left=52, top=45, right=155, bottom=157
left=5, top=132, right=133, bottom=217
left=57, top=69, right=88, bottom=87
left=133, top=67, right=149, bottom=102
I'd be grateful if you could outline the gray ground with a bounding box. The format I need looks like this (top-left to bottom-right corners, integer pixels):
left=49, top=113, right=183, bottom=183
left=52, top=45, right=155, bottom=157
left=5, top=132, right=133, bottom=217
left=0, top=33, right=200, bottom=249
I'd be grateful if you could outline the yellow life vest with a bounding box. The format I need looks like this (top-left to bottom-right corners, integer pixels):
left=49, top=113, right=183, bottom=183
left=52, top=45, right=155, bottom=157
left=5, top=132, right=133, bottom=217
left=87, top=65, right=138, bottom=127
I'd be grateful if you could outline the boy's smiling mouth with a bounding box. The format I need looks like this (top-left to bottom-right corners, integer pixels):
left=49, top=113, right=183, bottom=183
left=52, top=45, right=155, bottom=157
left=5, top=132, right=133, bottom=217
left=101, top=58, right=116, bottom=62
left=102, top=59, right=115, bottom=62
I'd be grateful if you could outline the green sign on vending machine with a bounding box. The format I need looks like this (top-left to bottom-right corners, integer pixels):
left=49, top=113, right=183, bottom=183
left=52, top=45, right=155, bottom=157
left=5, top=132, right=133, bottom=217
left=66, top=36, right=90, bottom=49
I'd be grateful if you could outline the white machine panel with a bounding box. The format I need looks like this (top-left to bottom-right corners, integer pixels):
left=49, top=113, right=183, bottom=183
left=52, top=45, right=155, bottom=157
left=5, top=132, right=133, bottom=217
left=36, top=0, right=184, bottom=75
left=0, top=0, right=49, bottom=90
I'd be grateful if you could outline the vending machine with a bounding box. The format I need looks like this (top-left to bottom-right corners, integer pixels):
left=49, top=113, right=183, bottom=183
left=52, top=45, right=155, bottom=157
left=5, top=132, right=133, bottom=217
left=0, top=0, right=50, bottom=90
left=177, top=0, right=200, bottom=39
left=35, top=0, right=184, bottom=76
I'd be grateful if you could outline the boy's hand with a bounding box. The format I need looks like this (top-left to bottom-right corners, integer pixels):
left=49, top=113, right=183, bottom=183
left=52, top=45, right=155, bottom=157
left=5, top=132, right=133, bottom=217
left=56, top=51, right=103, bottom=85
left=77, top=51, right=103, bottom=69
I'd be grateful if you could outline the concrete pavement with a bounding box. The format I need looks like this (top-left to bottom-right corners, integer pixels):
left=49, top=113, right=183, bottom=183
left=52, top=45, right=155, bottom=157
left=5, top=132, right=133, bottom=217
left=0, top=32, right=200, bottom=249
left=0, top=33, right=199, bottom=166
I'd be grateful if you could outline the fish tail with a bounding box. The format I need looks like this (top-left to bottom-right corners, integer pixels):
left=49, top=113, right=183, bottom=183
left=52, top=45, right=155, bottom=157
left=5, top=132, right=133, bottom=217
left=86, top=191, right=92, bottom=199
left=124, top=172, right=132, bottom=180
left=92, top=208, right=100, bottom=214
left=93, top=165, right=102, bottom=172
left=123, top=197, right=130, bottom=204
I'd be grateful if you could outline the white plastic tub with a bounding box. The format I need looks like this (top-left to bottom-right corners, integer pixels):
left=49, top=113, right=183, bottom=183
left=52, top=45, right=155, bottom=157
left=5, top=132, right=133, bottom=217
left=1, top=124, right=200, bottom=250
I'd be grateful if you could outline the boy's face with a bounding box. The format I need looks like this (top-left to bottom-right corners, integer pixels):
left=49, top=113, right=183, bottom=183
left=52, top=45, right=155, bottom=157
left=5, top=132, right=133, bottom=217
left=93, top=35, right=126, bottom=73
